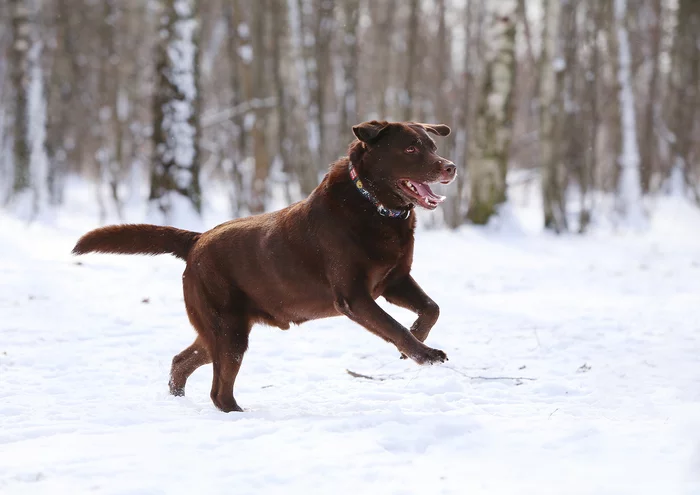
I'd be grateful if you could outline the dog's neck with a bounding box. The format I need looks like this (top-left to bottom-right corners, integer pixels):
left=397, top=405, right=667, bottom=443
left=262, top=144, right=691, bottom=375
left=348, top=161, right=412, bottom=219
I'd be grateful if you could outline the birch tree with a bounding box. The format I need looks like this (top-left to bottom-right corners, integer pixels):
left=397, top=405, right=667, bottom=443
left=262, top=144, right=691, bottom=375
left=249, top=0, right=271, bottom=214
left=401, top=0, right=420, bottom=121
left=466, top=0, right=517, bottom=225
left=578, top=0, right=604, bottom=232
left=639, top=0, right=662, bottom=194
left=375, top=0, right=397, bottom=119
left=1, top=0, right=688, bottom=226
left=613, top=0, right=646, bottom=227
left=314, top=0, right=335, bottom=165
left=340, top=0, right=360, bottom=135
left=443, top=1, right=472, bottom=229
left=95, top=0, right=125, bottom=221
left=668, top=0, right=700, bottom=201
left=270, top=0, right=294, bottom=205
left=149, top=0, right=202, bottom=225
left=287, top=0, right=322, bottom=194
left=9, top=0, right=49, bottom=218
left=539, top=0, right=567, bottom=232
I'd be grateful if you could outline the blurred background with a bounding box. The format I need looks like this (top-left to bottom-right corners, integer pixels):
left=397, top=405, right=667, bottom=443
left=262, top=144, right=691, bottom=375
left=0, top=0, right=698, bottom=231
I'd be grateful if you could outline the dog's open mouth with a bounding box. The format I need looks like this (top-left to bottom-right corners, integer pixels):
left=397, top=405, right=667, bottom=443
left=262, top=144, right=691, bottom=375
left=399, top=179, right=446, bottom=210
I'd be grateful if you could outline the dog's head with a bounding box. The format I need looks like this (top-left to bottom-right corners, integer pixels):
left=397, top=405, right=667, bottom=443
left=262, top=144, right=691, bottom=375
left=351, top=120, right=456, bottom=210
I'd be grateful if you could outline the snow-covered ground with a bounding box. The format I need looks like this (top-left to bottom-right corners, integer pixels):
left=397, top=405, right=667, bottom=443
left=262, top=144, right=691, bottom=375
left=2, top=190, right=700, bottom=495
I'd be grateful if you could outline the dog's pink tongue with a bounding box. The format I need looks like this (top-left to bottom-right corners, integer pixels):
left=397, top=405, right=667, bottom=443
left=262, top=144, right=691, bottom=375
left=411, top=181, right=446, bottom=202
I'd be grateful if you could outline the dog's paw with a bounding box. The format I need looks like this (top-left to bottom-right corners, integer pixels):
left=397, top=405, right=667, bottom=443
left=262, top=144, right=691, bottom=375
left=411, top=347, right=448, bottom=365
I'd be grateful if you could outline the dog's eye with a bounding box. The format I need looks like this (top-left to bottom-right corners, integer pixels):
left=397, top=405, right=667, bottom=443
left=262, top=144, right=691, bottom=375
left=405, top=146, right=418, bottom=154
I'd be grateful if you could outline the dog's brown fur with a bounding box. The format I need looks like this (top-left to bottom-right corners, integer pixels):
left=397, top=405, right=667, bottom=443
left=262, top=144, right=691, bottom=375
left=73, top=121, right=456, bottom=412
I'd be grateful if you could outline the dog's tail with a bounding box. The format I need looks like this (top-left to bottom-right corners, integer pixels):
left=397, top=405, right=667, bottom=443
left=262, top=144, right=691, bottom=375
left=72, top=224, right=201, bottom=261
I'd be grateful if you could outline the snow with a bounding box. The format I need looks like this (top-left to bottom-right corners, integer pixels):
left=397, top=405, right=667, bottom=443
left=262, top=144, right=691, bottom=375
left=552, top=56, right=566, bottom=72
left=238, top=44, right=253, bottom=64
left=237, top=22, right=250, bottom=39
left=2, top=186, right=700, bottom=494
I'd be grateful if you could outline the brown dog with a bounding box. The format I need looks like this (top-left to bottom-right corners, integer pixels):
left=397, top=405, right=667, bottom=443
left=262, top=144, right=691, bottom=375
left=73, top=120, right=457, bottom=412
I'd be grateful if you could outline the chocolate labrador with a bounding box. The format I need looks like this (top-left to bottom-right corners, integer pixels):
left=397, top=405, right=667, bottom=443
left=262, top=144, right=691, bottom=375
left=73, top=120, right=457, bottom=412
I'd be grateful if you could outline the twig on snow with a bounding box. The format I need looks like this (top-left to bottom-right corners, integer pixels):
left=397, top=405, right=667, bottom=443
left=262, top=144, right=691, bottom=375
left=346, top=369, right=386, bottom=381
left=444, top=365, right=537, bottom=382
left=346, top=365, right=537, bottom=384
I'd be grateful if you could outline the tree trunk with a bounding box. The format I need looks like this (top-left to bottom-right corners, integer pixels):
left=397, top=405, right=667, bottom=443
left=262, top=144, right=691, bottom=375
left=466, top=0, right=517, bottom=225
left=669, top=0, right=700, bottom=201
left=639, top=0, right=662, bottom=194
left=287, top=0, right=321, bottom=194
left=9, top=0, right=49, bottom=218
left=271, top=0, right=294, bottom=205
left=44, top=0, right=75, bottom=206
left=10, top=0, right=32, bottom=195
left=377, top=0, right=397, bottom=119
left=434, top=0, right=450, bottom=127
left=540, top=0, right=567, bottom=233
left=444, top=1, right=471, bottom=229
left=340, top=0, right=360, bottom=135
left=313, top=0, right=335, bottom=165
left=96, top=0, right=124, bottom=222
left=149, top=0, right=202, bottom=224
left=402, top=0, right=420, bottom=121
left=579, top=0, right=603, bottom=233
left=224, top=0, right=246, bottom=215
left=613, top=0, right=646, bottom=227
left=249, top=0, right=270, bottom=214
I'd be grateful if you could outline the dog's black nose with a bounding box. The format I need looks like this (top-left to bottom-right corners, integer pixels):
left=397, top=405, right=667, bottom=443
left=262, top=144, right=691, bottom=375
left=442, top=162, right=456, bottom=176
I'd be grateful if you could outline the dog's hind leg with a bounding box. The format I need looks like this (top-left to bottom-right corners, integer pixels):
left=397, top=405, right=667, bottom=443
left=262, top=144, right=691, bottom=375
left=182, top=265, right=251, bottom=412
left=169, top=336, right=211, bottom=396
left=208, top=312, right=252, bottom=412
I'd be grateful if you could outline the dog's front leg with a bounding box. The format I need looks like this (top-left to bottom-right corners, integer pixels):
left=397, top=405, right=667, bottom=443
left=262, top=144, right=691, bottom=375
left=382, top=275, right=439, bottom=343
left=334, top=287, right=447, bottom=365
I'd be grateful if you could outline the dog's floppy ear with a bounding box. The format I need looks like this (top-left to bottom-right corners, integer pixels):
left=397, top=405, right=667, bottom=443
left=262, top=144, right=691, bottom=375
left=352, top=121, right=389, bottom=143
left=415, top=123, right=451, bottom=137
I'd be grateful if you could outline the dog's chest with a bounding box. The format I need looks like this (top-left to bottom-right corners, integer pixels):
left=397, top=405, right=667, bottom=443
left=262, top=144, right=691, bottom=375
left=364, top=226, right=414, bottom=296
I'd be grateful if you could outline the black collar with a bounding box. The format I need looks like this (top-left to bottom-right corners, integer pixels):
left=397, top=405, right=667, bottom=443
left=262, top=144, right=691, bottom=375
left=348, top=161, right=411, bottom=219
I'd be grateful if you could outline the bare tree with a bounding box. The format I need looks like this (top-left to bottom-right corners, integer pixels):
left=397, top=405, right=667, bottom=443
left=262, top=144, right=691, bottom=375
left=340, top=0, right=360, bottom=135
left=9, top=0, right=49, bottom=218
left=287, top=0, right=322, bottom=194
left=314, top=0, right=335, bottom=164
left=668, top=0, right=700, bottom=201
left=402, top=0, right=420, bottom=121
left=614, top=0, right=646, bottom=227
left=375, top=0, right=397, bottom=119
left=149, top=0, right=202, bottom=224
left=443, top=1, right=472, bottom=229
left=578, top=0, right=604, bottom=232
left=249, top=0, right=271, bottom=214
left=95, top=0, right=126, bottom=221
left=223, top=0, right=246, bottom=215
left=639, top=0, right=663, bottom=194
left=270, top=0, right=294, bottom=204
left=467, top=0, right=517, bottom=225
left=2, top=0, right=694, bottom=229
left=540, top=0, right=567, bottom=233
